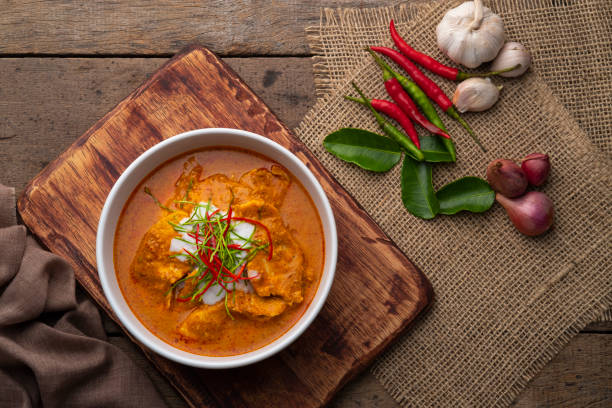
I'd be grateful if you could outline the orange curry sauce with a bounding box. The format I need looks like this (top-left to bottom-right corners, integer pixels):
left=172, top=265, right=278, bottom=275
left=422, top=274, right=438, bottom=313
left=114, top=148, right=324, bottom=356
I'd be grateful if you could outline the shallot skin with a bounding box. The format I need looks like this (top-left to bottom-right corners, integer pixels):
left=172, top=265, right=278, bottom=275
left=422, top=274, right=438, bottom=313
left=496, top=191, right=554, bottom=236
left=486, top=159, right=528, bottom=197
left=522, top=153, right=550, bottom=186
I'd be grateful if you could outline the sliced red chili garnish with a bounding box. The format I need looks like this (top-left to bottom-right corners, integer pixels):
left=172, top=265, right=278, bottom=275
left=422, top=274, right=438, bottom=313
left=230, top=216, right=274, bottom=260
left=173, top=204, right=275, bottom=303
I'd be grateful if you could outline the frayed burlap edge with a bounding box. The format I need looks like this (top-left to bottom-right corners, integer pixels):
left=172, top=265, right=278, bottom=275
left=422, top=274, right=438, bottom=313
left=307, top=0, right=612, bottom=98
left=597, top=308, right=612, bottom=321
left=307, top=0, right=612, bottom=154
left=301, top=2, right=611, bottom=407
left=466, top=290, right=612, bottom=407
left=305, top=0, right=612, bottom=324
left=298, top=50, right=611, bottom=408
left=305, top=3, right=425, bottom=99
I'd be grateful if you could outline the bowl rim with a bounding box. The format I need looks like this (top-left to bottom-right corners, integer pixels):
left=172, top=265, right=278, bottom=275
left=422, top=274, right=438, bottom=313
left=96, top=128, right=337, bottom=369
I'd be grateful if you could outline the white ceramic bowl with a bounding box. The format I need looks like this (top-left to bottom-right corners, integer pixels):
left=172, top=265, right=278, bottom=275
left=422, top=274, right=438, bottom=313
left=97, top=128, right=337, bottom=369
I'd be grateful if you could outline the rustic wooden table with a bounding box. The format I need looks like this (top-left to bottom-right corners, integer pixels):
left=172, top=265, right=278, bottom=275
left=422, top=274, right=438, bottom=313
left=1, top=1, right=610, bottom=407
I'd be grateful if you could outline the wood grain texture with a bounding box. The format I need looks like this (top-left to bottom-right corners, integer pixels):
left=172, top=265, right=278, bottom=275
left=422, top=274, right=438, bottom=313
left=3, top=56, right=611, bottom=408
left=16, top=46, right=432, bottom=408
left=0, top=0, right=396, bottom=56
left=0, top=57, right=313, bottom=195
left=108, top=329, right=612, bottom=408
left=511, top=334, right=612, bottom=407
left=583, top=320, right=612, bottom=333
left=329, top=333, right=612, bottom=408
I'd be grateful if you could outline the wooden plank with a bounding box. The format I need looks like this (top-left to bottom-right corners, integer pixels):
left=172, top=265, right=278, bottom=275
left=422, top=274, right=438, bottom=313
left=512, top=334, right=612, bottom=407
left=109, top=332, right=612, bottom=408
left=3, top=55, right=611, bottom=408
left=0, top=0, right=397, bottom=56
left=0, top=57, right=313, bottom=195
left=329, top=334, right=612, bottom=408
left=584, top=320, right=612, bottom=333
left=329, top=370, right=399, bottom=408
left=111, top=328, right=401, bottom=408
left=16, top=46, right=432, bottom=408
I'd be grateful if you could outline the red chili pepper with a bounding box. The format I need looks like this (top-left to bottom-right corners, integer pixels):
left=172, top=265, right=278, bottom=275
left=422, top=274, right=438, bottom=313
left=187, top=223, right=201, bottom=244
left=385, top=78, right=451, bottom=141
left=385, top=78, right=430, bottom=135
left=345, top=95, right=421, bottom=147
left=227, top=262, right=251, bottom=284
left=176, top=248, right=219, bottom=302
left=390, top=20, right=458, bottom=80
left=376, top=66, right=450, bottom=141
left=227, top=262, right=248, bottom=283
left=389, top=20, right=520, bottom=81
left=227, top=244, right=249, bottom=251
left=216, top=279, right=230, bottom=293
left=372, top=46, right=486, bottom=152
left=193, top=278, right=215, bottom=301
left=350, top=82, right=424, bottom=161
left=372, top=46, right=453, bottom=111
left=230, top=216, right=273, bottom=261
left=206, top=208, right=220, bottom=220
left=175, top=205, right=274, bottom=303
left=212, top=256, right=231, bottom=275
left=223, top=206, right=232, bottom=238
left=370, top=99, right=421, bottom=147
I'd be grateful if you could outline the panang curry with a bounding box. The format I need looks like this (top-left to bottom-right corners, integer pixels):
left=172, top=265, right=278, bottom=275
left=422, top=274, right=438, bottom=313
left=114, top=148, right=324, bottom=356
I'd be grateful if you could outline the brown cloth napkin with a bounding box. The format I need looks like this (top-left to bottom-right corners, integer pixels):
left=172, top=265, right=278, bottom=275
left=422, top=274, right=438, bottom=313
left=0, top=184, right=166, bottom=408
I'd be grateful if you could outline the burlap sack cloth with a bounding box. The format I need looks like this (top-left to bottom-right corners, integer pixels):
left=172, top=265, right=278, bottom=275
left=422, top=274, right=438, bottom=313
left=0, top=184, right=167, bottom=407
left=295, top=0, right=611, bottom=406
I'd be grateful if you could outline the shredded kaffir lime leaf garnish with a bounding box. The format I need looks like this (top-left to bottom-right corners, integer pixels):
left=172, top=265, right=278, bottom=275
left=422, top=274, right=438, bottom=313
left=166, top=200, right=273, bottom=316
left=180, top=179, right=194, bottom=209
left=144, top=186, right=175, bottom=212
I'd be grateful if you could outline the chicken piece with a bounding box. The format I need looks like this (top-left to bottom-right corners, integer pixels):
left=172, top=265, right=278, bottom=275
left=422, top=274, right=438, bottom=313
left=130, top=211, right=192, bottom=291
left=171, top=268, right=201, bottom=304
left=190, top=174, right=251, bottom=210
left=303, top=266, right=315, bottom=283
left=177, top=303, right=227, bottom=341
left=239, top=166, right=291, bottom=208
left=228, top=291, right=287, bottom=319
left=178, top=291, right=287, bottom=341
left=172, top=157, right=203, bottom=206
left=234, top=199, right=305, bottom=305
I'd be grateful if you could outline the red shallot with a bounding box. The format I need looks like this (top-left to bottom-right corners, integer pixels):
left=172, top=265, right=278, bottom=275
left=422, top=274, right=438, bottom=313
left=486, top=159, right=527, bottom=197
left=521, top=153, right=550, bottom=186
left=496, top=191, right=554, bottom=236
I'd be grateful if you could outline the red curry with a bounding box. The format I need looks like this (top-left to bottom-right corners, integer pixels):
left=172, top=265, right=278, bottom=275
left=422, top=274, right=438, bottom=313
left=114, top=147, right=324, bottom=356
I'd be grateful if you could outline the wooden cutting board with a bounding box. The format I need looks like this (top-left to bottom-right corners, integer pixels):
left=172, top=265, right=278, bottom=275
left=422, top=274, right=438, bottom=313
left=17, top=45, right=432, bottom=408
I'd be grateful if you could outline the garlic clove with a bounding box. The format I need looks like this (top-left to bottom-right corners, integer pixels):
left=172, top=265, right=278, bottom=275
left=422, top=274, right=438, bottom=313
left=452, top=77, right=501, bottom=112
left=436, top=0, right=505, bottom=69
left=490, top=42, right=532, bottom=77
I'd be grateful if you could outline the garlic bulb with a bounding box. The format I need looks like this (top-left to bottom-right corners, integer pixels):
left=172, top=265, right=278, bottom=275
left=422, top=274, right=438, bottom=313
left=490, top=42, right=531, bottom=77
left=452, top=77, right=501, bottom=112
left=436, top=0, right=505, bottom=68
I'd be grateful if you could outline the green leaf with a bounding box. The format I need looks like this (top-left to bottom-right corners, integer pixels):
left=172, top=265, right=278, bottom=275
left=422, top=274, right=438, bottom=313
left=441, top=137, right=457, bottom=162
left=401, top=156, right=439, bottom=219
left=323, top=128, right=402, bottom=172
left=420, top=135, right=454, bottom=163
left=436, top=177, right=495, bottom=215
